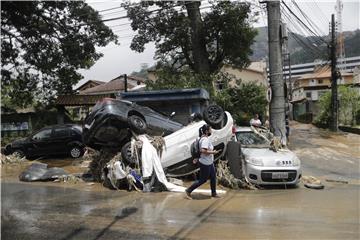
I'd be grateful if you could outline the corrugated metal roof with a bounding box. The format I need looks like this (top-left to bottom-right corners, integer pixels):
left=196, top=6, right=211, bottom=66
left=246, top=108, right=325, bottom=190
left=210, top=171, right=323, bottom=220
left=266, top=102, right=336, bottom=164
left=120, top=88, right=210, bottom=102
left=55, top=94, right=113, bottom=106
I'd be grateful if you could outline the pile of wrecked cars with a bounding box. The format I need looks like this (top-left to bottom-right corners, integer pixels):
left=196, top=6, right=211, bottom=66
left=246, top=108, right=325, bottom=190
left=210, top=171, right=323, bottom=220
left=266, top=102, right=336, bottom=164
left=83, top=98, right=233, bottom=178
left=83, top=98, right=302, bottom=189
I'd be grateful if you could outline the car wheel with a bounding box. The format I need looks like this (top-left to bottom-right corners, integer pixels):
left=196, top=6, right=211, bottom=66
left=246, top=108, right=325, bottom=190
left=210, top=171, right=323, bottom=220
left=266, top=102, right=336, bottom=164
left=128, top=115, right=147, bottom=134
left=203, top=105, right=224, bottom=127
left=13, top=150, right=25, bottom=158
left=121, top=142, right=138, bottom=166
left=69, top=146, right=84, bottom=158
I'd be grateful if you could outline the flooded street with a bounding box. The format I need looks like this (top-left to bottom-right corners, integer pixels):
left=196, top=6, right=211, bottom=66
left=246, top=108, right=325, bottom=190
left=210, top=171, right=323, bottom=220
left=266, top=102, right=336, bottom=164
left=2, top=122, right=360, bottom=239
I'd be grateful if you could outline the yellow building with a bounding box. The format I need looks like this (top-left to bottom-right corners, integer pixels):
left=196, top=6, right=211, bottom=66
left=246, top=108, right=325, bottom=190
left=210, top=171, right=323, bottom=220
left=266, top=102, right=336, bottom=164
left=291, top=66, right=358, bottom=121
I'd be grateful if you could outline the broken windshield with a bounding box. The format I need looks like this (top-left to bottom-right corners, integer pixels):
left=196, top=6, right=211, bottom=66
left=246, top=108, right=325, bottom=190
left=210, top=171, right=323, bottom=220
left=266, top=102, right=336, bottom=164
left=236, top=131, right=269, bottom=148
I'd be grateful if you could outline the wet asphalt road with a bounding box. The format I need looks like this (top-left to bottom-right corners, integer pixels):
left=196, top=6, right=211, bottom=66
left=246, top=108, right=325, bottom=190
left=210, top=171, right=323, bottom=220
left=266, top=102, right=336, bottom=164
left=1, top=122, right=360, bottom=240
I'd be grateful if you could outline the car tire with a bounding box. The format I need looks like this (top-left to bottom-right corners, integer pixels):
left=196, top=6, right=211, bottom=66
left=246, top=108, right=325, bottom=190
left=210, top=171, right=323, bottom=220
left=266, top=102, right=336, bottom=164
left=121, top=142, right=138, bottom=166
left=128, top=115, right=147, bottom=134
left=69, top=145, right=84, bottom=158
left=203, top=105, right=224, bottom=127
left=13, top=149, right=25, bottom=158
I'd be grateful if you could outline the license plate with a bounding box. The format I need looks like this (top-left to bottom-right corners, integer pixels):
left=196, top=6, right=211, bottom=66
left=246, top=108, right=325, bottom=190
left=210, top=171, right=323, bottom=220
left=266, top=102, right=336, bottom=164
left=272, top=172, right=288, bottom=179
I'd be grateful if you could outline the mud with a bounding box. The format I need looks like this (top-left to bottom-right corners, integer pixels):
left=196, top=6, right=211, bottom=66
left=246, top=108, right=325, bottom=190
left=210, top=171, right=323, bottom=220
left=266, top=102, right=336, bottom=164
left=1, top=181, right=359, bottom=240
left=289, top=122, right=360, bottom=183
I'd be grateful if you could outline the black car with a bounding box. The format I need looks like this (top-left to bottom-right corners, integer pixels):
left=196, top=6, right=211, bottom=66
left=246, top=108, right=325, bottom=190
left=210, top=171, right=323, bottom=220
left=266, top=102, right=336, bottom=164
left=82, top=98, right=184, bottom=150
left=4, top=124, right=85, bottom=159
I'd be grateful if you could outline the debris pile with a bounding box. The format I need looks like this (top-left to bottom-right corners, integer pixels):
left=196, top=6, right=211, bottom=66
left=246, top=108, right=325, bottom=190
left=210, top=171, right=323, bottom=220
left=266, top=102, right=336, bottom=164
left=302, top=175, right=325, bottom=189
left=216, top=160, right=256, bottom=190
left=1, top=153, right=27, bottom=165
left=88, top=150, right=118, bottom=182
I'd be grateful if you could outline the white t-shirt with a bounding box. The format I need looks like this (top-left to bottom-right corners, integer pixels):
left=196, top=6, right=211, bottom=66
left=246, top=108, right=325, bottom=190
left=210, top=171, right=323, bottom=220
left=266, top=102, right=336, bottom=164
left=199, top=137, right=214, bottom=165
left=250, top=118, right=262, bottom=127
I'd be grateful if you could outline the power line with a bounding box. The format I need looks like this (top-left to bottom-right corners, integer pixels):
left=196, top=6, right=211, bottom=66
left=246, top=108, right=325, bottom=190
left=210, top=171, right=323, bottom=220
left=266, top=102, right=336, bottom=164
left=291, top=0, right=326, bottom=37
left=281, top=1, right=328, bottom=45
left=98, top=6, right=122, bottom=13
left=280, top=6, right=326, bottom=59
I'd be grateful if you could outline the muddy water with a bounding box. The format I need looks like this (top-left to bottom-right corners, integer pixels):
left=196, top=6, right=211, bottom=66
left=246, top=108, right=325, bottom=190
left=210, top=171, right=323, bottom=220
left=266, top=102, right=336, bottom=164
left=2, top=180, right=359, bottom=240
left=289, top=122, right=360, bottom=182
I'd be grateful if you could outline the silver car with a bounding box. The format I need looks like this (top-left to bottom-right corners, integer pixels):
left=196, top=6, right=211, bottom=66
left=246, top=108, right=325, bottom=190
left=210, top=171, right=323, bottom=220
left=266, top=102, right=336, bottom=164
left=235, top=127, right=302, bottom=186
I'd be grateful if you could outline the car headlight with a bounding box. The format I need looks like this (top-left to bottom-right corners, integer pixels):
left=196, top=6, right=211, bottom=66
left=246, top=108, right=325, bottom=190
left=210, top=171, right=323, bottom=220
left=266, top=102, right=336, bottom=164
left=292, top=156, right=300, bottom=166
left=246, top=157, right=263, bottom=166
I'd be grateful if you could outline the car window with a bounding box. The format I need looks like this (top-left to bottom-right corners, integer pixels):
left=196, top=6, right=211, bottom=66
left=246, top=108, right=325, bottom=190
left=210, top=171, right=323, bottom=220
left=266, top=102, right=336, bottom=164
left=32, top=129, right=52, bottom=141
left=71, top=126, right=82, bottom=135
left=53, top=128, right=69, bottom=138
left=236, top=131, right=269, bottom=146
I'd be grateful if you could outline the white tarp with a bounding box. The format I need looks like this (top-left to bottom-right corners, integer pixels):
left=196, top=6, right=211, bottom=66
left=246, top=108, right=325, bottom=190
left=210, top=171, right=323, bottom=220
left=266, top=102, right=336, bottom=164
left=139, top=135, right=226, bottom=195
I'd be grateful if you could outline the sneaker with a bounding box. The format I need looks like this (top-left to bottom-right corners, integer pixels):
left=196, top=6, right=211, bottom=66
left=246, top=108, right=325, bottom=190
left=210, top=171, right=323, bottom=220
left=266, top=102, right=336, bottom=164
left=185, top=189, right=192, bottom=200
left=211, top=194, right=221, bottom=199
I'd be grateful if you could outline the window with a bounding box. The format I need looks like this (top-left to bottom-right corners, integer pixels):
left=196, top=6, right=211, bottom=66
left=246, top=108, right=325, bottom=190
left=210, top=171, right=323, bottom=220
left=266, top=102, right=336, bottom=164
left=32, top=129, right=52, bottom=141
left=306, top=92, right=312, bottom=98
left=53, top=128, right=69, bottom=138
left=235, top=132, right=269, bottom=146
left=318, top=79, right=323, bottom=84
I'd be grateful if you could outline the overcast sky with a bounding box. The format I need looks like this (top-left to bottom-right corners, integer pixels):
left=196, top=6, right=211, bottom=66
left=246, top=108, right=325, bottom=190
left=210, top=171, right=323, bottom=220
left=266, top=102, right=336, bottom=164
left=76, top=0, right=359, bottom=88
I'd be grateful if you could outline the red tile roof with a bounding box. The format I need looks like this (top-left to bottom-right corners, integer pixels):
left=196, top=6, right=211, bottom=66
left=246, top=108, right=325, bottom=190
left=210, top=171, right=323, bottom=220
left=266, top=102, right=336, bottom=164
left=75, top=80, right=106, bottom=91
left=79, top=75, right=146, bottom=95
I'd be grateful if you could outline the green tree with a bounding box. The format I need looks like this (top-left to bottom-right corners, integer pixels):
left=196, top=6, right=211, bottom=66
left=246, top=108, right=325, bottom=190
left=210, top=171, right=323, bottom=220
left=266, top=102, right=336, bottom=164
left=338, top=86, right=360, bottom=126
left=314, top=91, right=332, bottom=127
left=214, top=80, right=267, bottom=125
left=1, top=1, right=118, bottom=108
left=315, top=86, right=360, bottom=127
left=123, top=1, right=257, bottom=80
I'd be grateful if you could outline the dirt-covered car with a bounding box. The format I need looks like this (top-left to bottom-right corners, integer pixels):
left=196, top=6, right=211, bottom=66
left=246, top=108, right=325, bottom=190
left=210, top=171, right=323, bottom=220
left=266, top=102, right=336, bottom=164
left=3, top=124, right=85, bottom=159
left=82, top=98, right=184, bottom=150
left=234, top=126, right=302, bottom=186
left=122, top=111, right=234, bottom=177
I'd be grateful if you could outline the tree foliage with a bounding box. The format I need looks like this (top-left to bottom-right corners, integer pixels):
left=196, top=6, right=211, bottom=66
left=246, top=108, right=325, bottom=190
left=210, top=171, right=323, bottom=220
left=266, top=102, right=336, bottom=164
left=214, top=80, right=267, bottom=125
left=1, top=1, right=117, bottom=107
left=315, top=86, right=360, bottom=127
left=123, top=0, right=257, bottom=78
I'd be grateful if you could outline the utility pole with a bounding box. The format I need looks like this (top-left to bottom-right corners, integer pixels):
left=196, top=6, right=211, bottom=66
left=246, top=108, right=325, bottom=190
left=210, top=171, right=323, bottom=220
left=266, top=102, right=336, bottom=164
left=267, top=0, right=286, bottom=143
left=124, top=74, right=128, bottom=92
left=330, top=14, right=338, bottom=131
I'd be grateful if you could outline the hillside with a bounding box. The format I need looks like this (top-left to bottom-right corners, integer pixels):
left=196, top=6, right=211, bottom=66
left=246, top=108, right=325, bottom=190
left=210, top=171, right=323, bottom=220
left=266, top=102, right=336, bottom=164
left=250, top=27, right=360, bottom=64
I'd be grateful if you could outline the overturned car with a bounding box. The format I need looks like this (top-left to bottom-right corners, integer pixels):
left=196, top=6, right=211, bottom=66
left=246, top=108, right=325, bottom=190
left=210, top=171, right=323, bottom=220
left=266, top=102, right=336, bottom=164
left=83, top=98, right=183, bottom=150
left=83, top=99, right=233, bottom=176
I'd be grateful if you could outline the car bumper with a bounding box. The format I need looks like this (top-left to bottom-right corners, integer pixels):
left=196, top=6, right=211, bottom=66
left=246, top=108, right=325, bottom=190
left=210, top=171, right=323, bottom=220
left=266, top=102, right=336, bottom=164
left=244, top=164, right=302, bottom=185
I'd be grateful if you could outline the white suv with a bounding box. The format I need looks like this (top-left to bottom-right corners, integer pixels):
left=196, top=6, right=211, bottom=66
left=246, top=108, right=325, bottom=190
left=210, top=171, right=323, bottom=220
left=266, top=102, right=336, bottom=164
left=123, top=111, right=234, bottom=177
left=161, top=112, right=234, bottom=177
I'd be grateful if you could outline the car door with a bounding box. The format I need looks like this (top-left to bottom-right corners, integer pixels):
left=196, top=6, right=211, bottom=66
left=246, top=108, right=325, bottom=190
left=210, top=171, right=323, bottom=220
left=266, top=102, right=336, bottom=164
left=27, top=128, right=53, bottom=157
left=50, top=127, right=71, bottom=155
